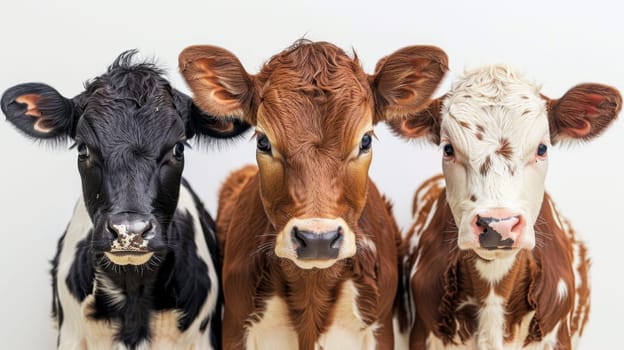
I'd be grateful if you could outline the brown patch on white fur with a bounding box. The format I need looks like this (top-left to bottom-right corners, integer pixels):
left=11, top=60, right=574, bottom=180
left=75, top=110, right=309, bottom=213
left=403, top=177, right=590, bottom=348
left=496, top=138, right=513, bottom=160
left=479, top=155, right=492, bottom=176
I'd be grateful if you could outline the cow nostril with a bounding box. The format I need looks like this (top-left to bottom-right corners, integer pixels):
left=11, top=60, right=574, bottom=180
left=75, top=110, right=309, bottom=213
left=292, top=226, right=307, bottom=248
left=330, top=227, right=343, bottom=248
left=107, top=221, right=119, bottom=239
left=142, top=222, right=155, bottom=239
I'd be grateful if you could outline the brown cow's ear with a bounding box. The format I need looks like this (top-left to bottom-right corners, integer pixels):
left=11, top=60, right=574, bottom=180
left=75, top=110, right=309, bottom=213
left=386, top=96, right=444, bottom=144
left=545, top=84, right=621, bottom=144
left=179, top=45, right=257, bottom=125
left=370, top=45, right=448, bottom=123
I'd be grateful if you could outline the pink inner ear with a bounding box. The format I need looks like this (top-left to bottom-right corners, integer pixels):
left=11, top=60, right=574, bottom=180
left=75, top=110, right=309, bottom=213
left=585, top=93, right=606, bottom=105
left=15, top=94, right=43, bottom=118
left=565, top=120, right=592, bottom=137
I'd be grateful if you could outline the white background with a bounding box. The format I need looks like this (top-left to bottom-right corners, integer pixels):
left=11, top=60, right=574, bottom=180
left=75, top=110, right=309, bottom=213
left=0, top=0, right=621, bottom=348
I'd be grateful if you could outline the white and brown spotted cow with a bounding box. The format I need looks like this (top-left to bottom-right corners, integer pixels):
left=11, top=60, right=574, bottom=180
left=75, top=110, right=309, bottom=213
left=389, top=66, right=621, bottom=349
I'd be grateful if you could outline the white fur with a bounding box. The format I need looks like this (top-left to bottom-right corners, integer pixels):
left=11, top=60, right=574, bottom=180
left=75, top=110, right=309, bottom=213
left=440, top=66, right=549, bottom=254
left=245, top=281, right=378, bottom=350
left=477, top=289, right=506, bottom=350
left=56, top=184, right=218, bottom=350
left=474, top=253, right=518, bottom=284
left=244, top=296, right=299, bottom=350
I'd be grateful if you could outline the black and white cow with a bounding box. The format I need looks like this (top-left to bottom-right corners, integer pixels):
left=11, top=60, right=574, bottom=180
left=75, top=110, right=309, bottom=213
left=1, top=51, right=250, bottom=349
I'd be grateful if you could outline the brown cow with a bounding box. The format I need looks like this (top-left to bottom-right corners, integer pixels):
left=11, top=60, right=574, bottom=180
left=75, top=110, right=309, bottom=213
left=390, top=65, right=621, bottom=349
left=179, top=40, right=448, bottom=349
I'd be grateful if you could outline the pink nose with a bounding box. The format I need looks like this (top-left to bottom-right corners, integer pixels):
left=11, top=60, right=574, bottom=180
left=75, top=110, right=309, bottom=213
left=471, top=209, right=526, bottom=250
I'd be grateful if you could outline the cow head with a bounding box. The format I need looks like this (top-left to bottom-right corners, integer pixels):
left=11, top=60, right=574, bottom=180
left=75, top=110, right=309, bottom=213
left=390, top=65, right=621, bottom=260
left=2, top=51, right=250, bottom=268
left=180, top=40, right=447, bottom=269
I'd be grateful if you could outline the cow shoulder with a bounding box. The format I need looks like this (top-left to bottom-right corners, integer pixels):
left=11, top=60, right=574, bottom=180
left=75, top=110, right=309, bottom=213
left=409, top=187, right=465, bottom=343
left=527, top=193, right=578, bottom=341
left=355, top=180, right=399, bottom=321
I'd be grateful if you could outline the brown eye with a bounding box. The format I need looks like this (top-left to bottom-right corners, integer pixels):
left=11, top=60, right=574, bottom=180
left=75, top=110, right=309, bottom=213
left=257, top=134, right=271, bottom=153
left=172, top=142, right=184, bottom=160
left=77, top=143, right=90, bottom=161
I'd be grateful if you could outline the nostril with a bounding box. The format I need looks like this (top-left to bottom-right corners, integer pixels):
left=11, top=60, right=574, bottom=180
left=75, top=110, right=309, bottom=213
left=330, top=227, right=343, bottom=248
left=292, top=226, right=307, bottom=248
left=141, top=221, right=155, bottom=239
left=142, top=222, right=155, bottom=239
left=107, top=221, right=119, bottom=239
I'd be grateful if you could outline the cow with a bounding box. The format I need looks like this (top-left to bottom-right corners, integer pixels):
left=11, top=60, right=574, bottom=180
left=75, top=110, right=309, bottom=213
left=178, top=39, right=448, bottom=349
left=389, top=65, right=621, bottom=349
left=1, top=51, right=250, bottom=350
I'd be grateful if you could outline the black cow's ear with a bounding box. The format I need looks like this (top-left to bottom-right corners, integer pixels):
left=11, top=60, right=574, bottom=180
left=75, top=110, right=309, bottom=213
left=188, top=103, right=251, bottom=140
left=173, top=89, right=251, bottom=141
left=1, top=83, right=80, bottom=142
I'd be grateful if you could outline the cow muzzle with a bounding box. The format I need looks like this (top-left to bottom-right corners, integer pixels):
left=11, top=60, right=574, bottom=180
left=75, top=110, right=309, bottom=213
left=275, top=218, right=356, bottom=269
left=104, top=213, right=158, bottom=266
left=462, top=208, right=534, bottom=257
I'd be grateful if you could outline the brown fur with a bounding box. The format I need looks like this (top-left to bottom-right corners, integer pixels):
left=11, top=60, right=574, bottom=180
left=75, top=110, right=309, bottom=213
left=219, top=169, right=400, bottom=349
left=544, top=84, right=621, bottom=143
left=401, top=177, right=590, bottom=349
left=496, top=138, right=513, bottom=160
left=180, top=41, right=448, bottom=349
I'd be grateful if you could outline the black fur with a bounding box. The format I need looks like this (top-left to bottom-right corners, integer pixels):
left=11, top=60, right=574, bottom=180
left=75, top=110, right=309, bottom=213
left=4, top=51, right=246, bottom=349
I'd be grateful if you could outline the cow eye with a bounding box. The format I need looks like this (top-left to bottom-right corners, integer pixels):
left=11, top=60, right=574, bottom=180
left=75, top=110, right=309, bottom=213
left=257, top=134, right=272, bottom=153
left=443, top=144, right=455, bottom=158
left=77, top=143, right=90, bottom=161
left=172, top=142, right=184, bottom=160
left=537, top=143, right=547, bottom=157
left=360, top=134, right=372, bottom=153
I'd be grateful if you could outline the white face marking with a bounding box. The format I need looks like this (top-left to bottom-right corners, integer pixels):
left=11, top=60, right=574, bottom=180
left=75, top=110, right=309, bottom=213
left=275, top=217, right=356, bottom=269
left=440, top=66, right=549, bottom=257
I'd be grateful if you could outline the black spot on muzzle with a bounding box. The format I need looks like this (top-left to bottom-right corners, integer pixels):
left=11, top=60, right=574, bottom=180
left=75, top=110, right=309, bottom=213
left=476, top=215, right=514, bottom=250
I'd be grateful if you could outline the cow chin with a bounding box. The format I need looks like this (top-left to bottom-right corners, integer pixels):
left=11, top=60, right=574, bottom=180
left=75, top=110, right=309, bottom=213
left=274, top=217, right=357, bottom=270
left=104, top=251, right=154, bottom=266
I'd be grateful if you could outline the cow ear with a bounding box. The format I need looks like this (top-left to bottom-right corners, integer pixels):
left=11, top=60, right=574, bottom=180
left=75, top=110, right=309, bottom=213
left=179, top=45, right=256, bottom=125
left=173, top=89, right=251, bottom=142
left=386, top=96, right=444, bottom=144
left=370, top=46, right=448, bottom=123
left=1, top=83, right=80, bottom=142
left=545, top=84, right=621, bottom=144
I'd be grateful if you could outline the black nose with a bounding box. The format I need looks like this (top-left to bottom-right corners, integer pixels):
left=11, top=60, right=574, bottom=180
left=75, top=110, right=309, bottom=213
left=107, top=214, right=154, bottom=239
left=292, top=226, right=343, bottom=260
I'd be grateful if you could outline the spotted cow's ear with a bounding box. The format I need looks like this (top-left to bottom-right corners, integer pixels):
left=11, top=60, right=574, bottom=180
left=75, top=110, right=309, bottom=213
left=173, top=89, right=251, bottom=142
left=179, top=45, right=257, bottom=125
left=1, top=83, right=82, bottom=142
left=386, top=96, right=444, bottom=145
left=545, top=84, right=621, bottom=144
left=370, top=45, right=448, bottom=124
